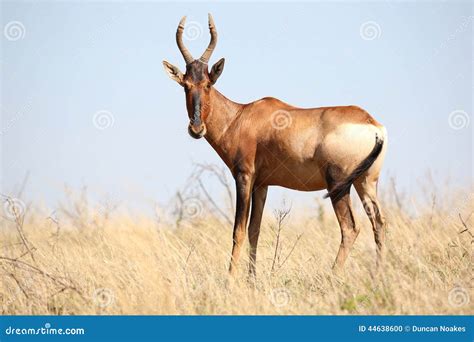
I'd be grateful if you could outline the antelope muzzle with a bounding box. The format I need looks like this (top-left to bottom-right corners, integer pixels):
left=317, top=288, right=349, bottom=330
left=188, top=121, right=206, bottom=139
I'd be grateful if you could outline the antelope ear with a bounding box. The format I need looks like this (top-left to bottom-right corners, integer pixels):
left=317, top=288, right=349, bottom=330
left=209, top=58, right=225, bottom=85
left=163, top=60, right=184, bottom=86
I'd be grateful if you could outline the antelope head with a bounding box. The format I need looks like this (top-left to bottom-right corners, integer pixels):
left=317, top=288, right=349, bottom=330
left=163, top=14, right=225, bottom=139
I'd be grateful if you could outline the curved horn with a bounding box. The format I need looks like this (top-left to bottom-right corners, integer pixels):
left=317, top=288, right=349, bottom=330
left=199, top=13, right=218, bottom=64
left=176, top=16, right=194, bottom=64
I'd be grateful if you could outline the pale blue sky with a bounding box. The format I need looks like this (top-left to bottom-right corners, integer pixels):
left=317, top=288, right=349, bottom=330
left=1, top=1, right=472, bottom=209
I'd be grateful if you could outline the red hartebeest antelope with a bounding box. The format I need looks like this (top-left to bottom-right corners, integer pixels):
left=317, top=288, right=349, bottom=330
left=163, top=14, right=388, bottom=275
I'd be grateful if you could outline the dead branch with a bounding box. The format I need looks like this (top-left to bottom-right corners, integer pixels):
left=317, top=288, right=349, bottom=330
left=197, top=178, right=233, bottom=225
left=458, top=213, right=473, bottom=243
left=271, top=204, right=291, bottom=273
left=277, top=233, right=303, bottom=272
left=194, top=163, right=234, bottom=220
left=1, top=195, right=36, bottom=262
left=8, top=272, right=29, bottom=299
left=195, top=163, right=234, bottom=213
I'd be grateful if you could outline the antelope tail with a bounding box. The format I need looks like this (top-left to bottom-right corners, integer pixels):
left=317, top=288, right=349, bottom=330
left=324, top=134, right=384, bottom=201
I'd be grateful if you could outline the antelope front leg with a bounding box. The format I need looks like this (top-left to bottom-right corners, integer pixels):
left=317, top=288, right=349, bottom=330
left=248, top=185, right=268, bottom=277
left=229, top=172, right=253, bottom=275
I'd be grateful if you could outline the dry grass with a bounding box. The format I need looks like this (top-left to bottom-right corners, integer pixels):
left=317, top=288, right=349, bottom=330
left=0, top=185, right=472, bottom=315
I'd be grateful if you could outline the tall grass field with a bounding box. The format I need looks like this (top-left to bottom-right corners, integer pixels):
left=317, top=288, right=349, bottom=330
left=1, top=180, right=472, bottom=315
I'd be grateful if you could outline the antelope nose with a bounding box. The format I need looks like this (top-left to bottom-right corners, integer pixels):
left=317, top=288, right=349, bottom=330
left=190, top=122, right=204, bottom=133
left=188, top=122, right=207, bottom=139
